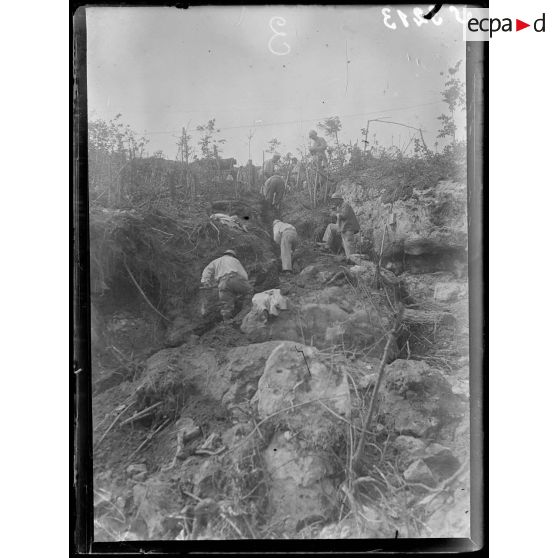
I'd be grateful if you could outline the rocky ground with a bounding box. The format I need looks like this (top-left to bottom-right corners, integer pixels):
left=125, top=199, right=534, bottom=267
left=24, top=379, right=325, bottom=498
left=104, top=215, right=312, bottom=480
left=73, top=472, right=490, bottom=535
left=91, top=176, right=470, bottom=541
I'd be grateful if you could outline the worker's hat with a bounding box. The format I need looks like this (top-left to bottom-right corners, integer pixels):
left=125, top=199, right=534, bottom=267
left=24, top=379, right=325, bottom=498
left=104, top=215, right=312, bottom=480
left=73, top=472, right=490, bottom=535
left=223, top=249, right=237, bottom=257
left=331, top=192, right=343, bottom=199
left=273, top=219, right=280, bottom=225
left=309, top=129, right=317, bottom=137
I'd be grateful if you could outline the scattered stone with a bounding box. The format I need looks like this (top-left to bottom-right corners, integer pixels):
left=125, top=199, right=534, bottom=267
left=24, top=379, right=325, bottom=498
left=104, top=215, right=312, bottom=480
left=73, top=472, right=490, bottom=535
left=174, top=416, right=197, bottom=437
left=385, top=359, right=453, bottom=398
left=172, top=417, right=202, bottom=460
left=299, top=265, right=318, bottom=282
left=133, top=471, right=147, bottom=482
left=318, top=522, right=355, bottom=539
left=423, top=443, right=461, bottom=480
left=403, top=459, right=436, bottom=487
left=447, top=376, right=469, bottom=397
left=434, top=282, right=466, bottom=303
left=338, top=357, right=381, bottom=390
left=192, top=459, right=223, bottom=499
left=127, top=463, right=147, bottom=477
left=393, top=435, right=426, bottom=469
left=389, top=396, right=441, bottom=437
left=317, top=270, right=334, bottom=283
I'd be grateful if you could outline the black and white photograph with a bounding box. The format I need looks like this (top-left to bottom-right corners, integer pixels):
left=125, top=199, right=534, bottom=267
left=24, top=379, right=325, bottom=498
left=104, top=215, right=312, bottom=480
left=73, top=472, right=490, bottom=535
left=81, top=4, right=480, bottom=544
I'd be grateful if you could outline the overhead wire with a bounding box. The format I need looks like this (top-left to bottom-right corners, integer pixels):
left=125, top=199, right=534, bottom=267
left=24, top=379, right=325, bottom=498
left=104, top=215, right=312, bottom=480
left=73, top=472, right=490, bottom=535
left=140, top=99, right=443, bottom=136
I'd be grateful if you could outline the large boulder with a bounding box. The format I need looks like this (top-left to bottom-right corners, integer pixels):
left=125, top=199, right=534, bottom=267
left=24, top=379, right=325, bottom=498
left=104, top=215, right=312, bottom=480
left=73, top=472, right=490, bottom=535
left=337, top=179, right=467, bottom=261
left=256, top=342, right=351, bottom=431
left=242, top=300, right=390, bottom=357
left=256, top=343, right=350, bottom=532
left=137, top=341, right=287, bottom=418
left=263, top=430, right=338, bottom=532
left=220, top=341, right=287, bottom=414
left=377, top=360, right=467, bottom=438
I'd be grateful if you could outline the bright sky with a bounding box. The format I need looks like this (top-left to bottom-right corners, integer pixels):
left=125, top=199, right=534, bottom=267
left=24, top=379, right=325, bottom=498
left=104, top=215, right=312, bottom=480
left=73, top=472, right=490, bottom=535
left=86, top=5, right=467, bottom=162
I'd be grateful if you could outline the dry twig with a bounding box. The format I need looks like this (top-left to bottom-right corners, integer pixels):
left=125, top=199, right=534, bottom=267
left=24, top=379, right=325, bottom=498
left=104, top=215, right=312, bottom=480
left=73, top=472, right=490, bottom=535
left=352, top=304, right=404, bottom=471
left=123, top=260, right=170, bottom=322
left=95, top=400, right=136, bottom=449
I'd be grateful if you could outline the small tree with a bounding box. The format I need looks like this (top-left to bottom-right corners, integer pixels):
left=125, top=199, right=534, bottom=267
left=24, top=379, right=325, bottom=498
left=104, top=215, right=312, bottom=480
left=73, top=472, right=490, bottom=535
left=196, top=118, right=225, bottom=159
left=318, top=116, right=346, bottom=167
left=177, top=127, right=195, bottom=196
left=437, top=60, right=466, bottom=144
left=318, top=116, right=342, bottom=148
left=266, top=137, right=281, bottom=155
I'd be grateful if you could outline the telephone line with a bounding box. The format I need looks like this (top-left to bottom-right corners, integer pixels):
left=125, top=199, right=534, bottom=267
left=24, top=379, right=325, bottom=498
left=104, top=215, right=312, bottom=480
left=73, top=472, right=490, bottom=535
left=143, top=100, right=443, bottom=136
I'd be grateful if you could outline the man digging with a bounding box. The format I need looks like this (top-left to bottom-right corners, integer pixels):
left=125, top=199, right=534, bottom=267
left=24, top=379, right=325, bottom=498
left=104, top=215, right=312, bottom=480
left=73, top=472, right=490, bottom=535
left=200, top=249, right=253, bottom=324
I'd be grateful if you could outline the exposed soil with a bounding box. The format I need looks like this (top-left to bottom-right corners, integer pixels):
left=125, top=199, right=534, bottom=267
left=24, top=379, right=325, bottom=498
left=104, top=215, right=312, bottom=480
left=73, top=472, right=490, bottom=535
left=91, top=184, right=470, bottom=541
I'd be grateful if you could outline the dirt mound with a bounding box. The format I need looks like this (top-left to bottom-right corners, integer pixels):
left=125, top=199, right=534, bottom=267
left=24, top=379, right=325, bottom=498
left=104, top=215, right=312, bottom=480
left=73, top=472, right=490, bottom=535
left=89, top=197, right=281, bottom=370
left=90, top=202, right=277, bottom=310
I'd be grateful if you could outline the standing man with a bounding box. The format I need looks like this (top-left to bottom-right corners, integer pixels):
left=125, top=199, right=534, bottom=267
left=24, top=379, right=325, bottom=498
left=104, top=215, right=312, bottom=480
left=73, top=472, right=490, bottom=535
left=263, top=175, right=286, bottom=209
left=273, top=219, right=298, bottom=273
left=321, top=192, right=360, bottom=259
left=200, top=249, right=253, bottom=322
left=308, top=130, right=328, bottom=171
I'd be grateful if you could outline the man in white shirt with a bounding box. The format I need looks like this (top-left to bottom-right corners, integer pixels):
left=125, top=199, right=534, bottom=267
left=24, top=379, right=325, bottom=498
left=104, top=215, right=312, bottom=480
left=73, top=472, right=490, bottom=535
left=200, top=249, right=253, bottom=321
left=273, top=219, right=298, bottom=273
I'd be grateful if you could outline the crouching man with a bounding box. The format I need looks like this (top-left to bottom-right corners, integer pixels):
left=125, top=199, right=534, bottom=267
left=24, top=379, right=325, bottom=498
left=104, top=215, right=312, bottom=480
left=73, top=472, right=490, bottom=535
left=200, top=249, right=253, bottom=322
left=273, top=219, right=298, bottom=273
left=263, top=175, right=286, bottom=209
left=320, top=192, right=360, bottom=260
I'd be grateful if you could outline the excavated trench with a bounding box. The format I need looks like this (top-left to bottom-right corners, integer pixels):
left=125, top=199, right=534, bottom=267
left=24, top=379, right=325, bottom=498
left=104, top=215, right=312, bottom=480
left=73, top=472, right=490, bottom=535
left=91, top=188, right=470, bottom=541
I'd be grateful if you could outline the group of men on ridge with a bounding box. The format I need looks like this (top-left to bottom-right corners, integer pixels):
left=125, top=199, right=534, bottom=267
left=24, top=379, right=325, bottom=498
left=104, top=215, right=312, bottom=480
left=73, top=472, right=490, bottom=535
left=201, top=129, right=361, bottom=323
left=256, top=129, right=330, bottom=209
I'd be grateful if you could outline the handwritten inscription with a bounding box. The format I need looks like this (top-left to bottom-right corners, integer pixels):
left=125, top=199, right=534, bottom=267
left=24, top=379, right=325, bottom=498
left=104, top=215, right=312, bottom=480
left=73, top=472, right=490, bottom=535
left=382, top=5, right=461, bottom=30
left=268, top=16, right=291, bottom=56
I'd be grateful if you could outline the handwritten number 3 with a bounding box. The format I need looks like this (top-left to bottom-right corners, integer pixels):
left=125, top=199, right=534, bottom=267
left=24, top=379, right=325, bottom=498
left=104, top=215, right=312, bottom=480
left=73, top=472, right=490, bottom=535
left=268, top=16, right=291, bottom=56
left=382, top=8, right=397, bottom=30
